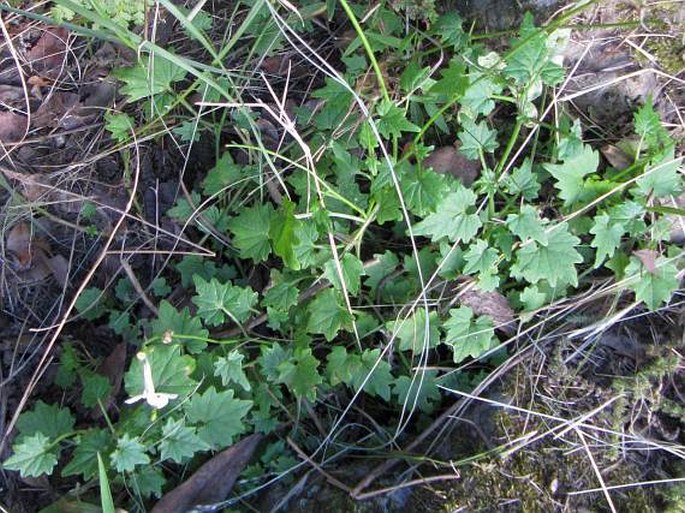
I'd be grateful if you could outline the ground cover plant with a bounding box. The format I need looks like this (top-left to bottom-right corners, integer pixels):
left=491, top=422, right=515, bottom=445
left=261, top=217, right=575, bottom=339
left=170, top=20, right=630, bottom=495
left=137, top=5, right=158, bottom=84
left=0, top=0, right=683, bottom=511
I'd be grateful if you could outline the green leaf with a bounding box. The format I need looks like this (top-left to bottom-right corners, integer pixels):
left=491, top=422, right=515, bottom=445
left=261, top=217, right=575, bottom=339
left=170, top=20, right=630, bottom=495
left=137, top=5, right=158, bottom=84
left=506, top=205, right=548, bottom=244
left=269, top=200, right=300, bottom=269
left=75, top=287, right=107, bottom=321
left=159, top=418, right=210, bottom=463
left=353, top=349, right=394, bottom=401
left=463, top=239, right=499, bottom=276
left=110, top=434, right=149, bottom=473
left=458, top=117, right=499, bottom=159
left=589, top=214, right=625, bottom=268
left=114, top=54, right=187, bottom=102
left=393, top=370, right=441, bottom=413
left=276, top=347, right=323, bottom=401
left=259, top=343, right=292, bottom=382
left=63, top=429, right=112, bottom=480
left=16, top=401, right=75, bottom=442
left=443, top=307, right=498, bottom=364
left=459, top=72, right=502, bottom=118
left=519, top=285, right=547, bottom=311
left=263, top=275, right=299, bottom=312
left=227, top=204, right=275, bottom=262
left=306, top=289, right=354, bottom=341
left=192, top=276, right=257, bottom=327
left=386, top=309, right=440, bottom=352
left=434, top=12, right=466, bottom=48
left=543, top=144, right=599, bottom=207
left=4, top=433, right=58, bottom=478
left=626, top=256, right=679, bottom=310
left=124, top=344, right=196, bottom=399
left=413, top=187, right=481, bottom=243
left=176, top=255, right=236, bottom=288
left=505, top=21, right=564, bottom=86
left=55, top=343, right=79, bottom=389
left=364, top=251, right=400, bottom=295
left=214, top=350, right=251, bottom=392
left=151, top=301, right=209, bottom=353
left=503, top=158, right=540, bottom=200
left=326, top=346, right=359, bottom=386
left=80, top=372, right=112, bottom=408
left=323, top=253, right=364, bottom=296
left=202, top=152, right=244, bottom=196
left=129, top=466, right=165, bottom=499
left=185, top=387, right=252, bottom=449
left=311, top=78, right=354, bottom=130
left=429, top=59, right=468, bottom=97
left=376, top=99, right=420, bottom=139
left=635, top=146, right=682, bottom=198
left=634, top=98, right=670, bottom=149
left=104, top=112, right=133, bottom=143
left=510, top=224, right=583, bottom=288
left=97, top=453, right=115, bottom=513
left=401, top=166, right=446, bottom=216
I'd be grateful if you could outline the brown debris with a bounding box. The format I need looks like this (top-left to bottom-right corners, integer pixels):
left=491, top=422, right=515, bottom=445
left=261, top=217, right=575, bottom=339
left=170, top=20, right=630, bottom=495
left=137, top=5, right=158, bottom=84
left=0, top=111, right=28, bottom=143
left=423, top=144, right=481, bottom=186
left=151, top=433, right=263, bottom=513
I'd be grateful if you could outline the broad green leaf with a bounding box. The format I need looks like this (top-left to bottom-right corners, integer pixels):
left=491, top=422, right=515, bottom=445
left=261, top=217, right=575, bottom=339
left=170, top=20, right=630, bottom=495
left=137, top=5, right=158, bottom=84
left=276, top=347, right=323, bottom=401
left=311, top=78, right=354, bottom=130
left=364, top=251, right=400, bottom=295
left=352, top=349, right=394, bottom=401
left=376, top=99, right=420, bottom=139
left=386, top=309, right=440, bottom=352
left=192, top=276, right=257, bottom=326
left=519, top=285, right=548, bottom=311
left=104, top=112, right=133, bottom=143
left=63, top=429, right=112, bottom=480
left=506, top=205, right=548, bottom=244
left=463, top=239, right=499, bottom=277
left=393, top=370, right=441, bottom=413
left=326, top=346, right=359, bottom=386
left=263, top=274, right=299, bottom=312
left=151, top=301, right=209, bottom=353
left=75, top=287, right=107, bottom=321
left=227, top=204, right=275, bottom=262
left=543, top=144, right=599, bottom=207
left=114, top=55, right=187, bottom=102
left=429, top=59, right=468, bottom=97
left=434, top=12, right=466, bottom=48
left=634, top=98, right=670, bottom=149
left=635, top=146, right=682, bottom=198
left=176, top=255, right=236, bottom=288
left=626, top=256, right=679, bottom=310
left=401, top=166, right=446, bottom=216
left=306, top=289, right=354, bottom=341
left=4, top=433, right=58, bottom=477
left=97, top=453, right=115, bottom=513
left=503, top=158, right=540, bottom=200
left=269, top=200, right=300, bottom=269
left=55, top=343, right=79, bottom=389
left=458, top=117, right=499, bottom=159
left=185, top=387, right=252, bottom=449
left=16, top=401, right=75, bottom=442
left=214, top=350, right=251, bottom=392
left=80, top=372, right=112, bottom=408
left=504, top=13, right=564, bottom=86
left=460, top=72, right=502, bottom=118
left=323, top=253, right=364, bottom=296
left=124, top=344, right=196, bottom=399
left=202, top=152, right=244, bottom=196
left=443, top=307, right=498, bottom=364
left=510, top=224, right=583, bottom=288
left=129, top=467, right=165, bottom=499
left=413, top=188, right=481, bottom=243
left=110, top=434, right=149, bottom=473
left=608, top=200, right=646, bottom=237
left=259, top=343, right=292, bottom=383
left=159, top=418, right=210, bottom=463
left=590, top=214, right=625, bottom=268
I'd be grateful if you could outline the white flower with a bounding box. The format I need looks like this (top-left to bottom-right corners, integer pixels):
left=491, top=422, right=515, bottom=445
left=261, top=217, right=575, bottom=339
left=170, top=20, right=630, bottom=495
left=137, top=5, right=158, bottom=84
left=125, top=352, right=178, bottom=409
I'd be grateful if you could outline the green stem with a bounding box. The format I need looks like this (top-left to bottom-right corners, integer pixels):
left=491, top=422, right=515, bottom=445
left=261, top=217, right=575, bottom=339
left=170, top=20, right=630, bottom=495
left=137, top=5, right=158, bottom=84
left=337, top=0, right=390, bottom=104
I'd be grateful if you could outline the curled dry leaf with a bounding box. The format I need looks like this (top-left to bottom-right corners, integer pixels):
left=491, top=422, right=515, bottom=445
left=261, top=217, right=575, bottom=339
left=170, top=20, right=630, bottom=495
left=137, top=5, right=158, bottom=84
left=456, top=277, right=516, bottom=335
left=0, top=111, right=28, bottom=143
left=5, top=222, right=33, bottom=269
left=26, top=27, right=69, bottom=78
left=151, top=433, right=263, bottom=513
left=633, top=249, right=660, bottom=274
left=423, top=144, right=481, bottom=186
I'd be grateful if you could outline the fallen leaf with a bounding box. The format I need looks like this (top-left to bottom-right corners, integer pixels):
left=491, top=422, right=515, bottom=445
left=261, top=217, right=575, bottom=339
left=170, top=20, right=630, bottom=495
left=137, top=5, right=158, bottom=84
left=6, top=222, right=33, bottom=269
left=92, top=342, right=127, bottom=418
left=0, top=111, right=28, bottom=143
left=26, top=27, right=69, bottom=78
left=633, top=249, right=659, bottom=274
left=456, top=277, right=516, bottom=335
left=151, top=433, right=263, bottom=513
left=1, top=168, right=53, bottom=202
left=32, top=91, right=80, bottom=128
left=423, top=144, right=481, bottom=186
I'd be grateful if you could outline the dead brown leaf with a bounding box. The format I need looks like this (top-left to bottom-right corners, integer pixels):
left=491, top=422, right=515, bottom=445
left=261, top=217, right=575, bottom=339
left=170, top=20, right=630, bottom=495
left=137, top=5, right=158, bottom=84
left=1, top=168, right=53, bottom=202
left=0, top=111, right=28, bottom=143
left=151, top=433, right=263, bottom=513
left=457, top=277, right=516, bottom=335
left=5, top=222, right=33, bottom=269
left=32, top=91, right=80, bottom=128
left=423, top=144, right=481, bottom=186
left=633, top=249, right=660, bottom=274
left=26, top=27, right=69, bottom=78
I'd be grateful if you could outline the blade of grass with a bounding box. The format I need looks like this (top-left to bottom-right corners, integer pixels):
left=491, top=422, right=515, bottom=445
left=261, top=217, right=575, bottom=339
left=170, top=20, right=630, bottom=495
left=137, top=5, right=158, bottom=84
left=97, top=453, right=115, bottom=513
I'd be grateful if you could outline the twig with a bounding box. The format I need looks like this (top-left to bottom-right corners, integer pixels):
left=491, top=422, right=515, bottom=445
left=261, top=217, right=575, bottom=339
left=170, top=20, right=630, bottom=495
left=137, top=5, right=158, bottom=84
left=286, top=436, right=352, bottom=494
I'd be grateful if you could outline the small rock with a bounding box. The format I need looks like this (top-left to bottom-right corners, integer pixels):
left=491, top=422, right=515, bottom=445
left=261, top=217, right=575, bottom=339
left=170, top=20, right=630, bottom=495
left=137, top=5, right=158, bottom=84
left=423, top=144, right=481, bottom=186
